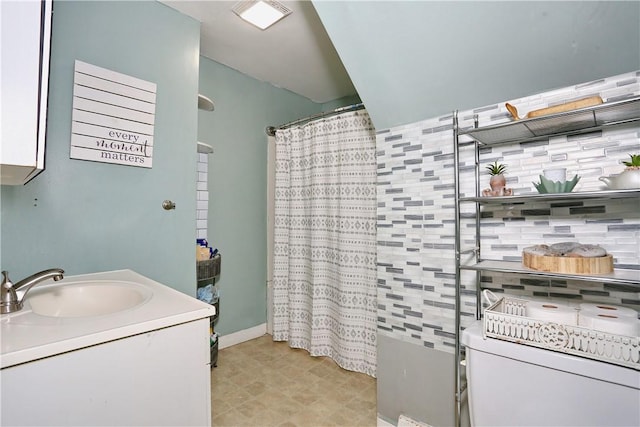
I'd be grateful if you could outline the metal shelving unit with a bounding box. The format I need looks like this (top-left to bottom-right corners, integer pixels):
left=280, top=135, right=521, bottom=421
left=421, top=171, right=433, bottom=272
left=461, top=260, right=640, bottom=287
left=459, top=97, right=640, bottom=146
left=460, top=188, right=640, bottom=204
left=452, top=96, right=640, bottom=427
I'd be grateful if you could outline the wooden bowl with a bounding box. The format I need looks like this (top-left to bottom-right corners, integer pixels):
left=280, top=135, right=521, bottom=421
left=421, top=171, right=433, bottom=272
left=523, top=252, right=613, bottom=274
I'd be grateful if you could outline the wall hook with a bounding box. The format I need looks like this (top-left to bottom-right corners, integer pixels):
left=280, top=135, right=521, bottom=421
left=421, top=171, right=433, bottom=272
left=162, top=200, right=176, bottom=210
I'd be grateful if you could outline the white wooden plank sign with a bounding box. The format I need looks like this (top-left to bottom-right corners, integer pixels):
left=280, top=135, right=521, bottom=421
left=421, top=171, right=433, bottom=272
left=70, top=60, right=156, bottom=168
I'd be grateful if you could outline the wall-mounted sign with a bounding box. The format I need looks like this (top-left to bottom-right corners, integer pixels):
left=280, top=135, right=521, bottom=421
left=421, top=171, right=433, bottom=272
left=70, top=60, right=156, bottom=168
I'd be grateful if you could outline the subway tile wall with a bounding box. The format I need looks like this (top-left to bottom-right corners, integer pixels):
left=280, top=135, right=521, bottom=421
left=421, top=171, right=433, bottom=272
left=376, top=71, right=640, bottom=353
left=197, top=152, right=209, bottom=240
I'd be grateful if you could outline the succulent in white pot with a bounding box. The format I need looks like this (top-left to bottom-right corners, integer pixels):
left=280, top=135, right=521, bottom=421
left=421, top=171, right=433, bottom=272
left=599, top=154, right=640, bottom=190
left=486, top=161, right=507, bottom=191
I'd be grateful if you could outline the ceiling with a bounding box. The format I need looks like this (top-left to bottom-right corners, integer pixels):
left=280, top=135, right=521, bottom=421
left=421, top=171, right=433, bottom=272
left=159, top=0, right=356, bottom=104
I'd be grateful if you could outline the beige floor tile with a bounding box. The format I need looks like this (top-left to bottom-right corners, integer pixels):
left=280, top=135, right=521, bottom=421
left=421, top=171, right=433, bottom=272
left=228, top=370, right=265, bottom=387
left=212, top=334, right=376, bottom=427
left=357, top=384, right=377, bottom=404
left=345, top=396, right=377, bottom=413
left=244, top=380, right=269, bottom=397
left=235, top=398, right=270, bottom=419
left=218, top=387, right=254, bottom=409
left=212, top=400, right=233, bottom=417
left=212, top=408, right=251, bottom=427
left=285, top=407, right=331, bottom=427
left=291, top=388, right=321, bottom=406
left=324, top=409, right=363, bottom=427
left=247, top=408, right=289, bottom=427
left=316, top=384, right=360, bottom=405
left=356, top=411, right=379, bottom=427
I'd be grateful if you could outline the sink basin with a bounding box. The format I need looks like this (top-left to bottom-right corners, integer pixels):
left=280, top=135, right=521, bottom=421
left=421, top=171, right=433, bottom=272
left=27, top=281, right=151, bottom=318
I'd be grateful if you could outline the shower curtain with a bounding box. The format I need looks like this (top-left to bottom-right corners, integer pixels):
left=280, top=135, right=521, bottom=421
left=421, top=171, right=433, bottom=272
left=272, top=109, right=377, bottom=377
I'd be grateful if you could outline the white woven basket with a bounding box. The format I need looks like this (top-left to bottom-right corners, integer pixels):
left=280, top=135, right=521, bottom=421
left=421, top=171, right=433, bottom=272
left=482, top=291, right=640, bottom=370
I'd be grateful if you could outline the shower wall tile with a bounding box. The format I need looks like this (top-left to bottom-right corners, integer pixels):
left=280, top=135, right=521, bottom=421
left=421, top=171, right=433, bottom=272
left=376, top=70, right=640, bottom=353
left=196, top=154, right=209, bottom=240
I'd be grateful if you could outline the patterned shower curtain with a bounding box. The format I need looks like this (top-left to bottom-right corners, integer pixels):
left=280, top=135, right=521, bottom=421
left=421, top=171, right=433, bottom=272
left=272, top=109, right=377, bottom=377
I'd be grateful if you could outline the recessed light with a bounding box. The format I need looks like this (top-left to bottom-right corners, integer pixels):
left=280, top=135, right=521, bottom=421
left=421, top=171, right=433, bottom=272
left=232, top=1, right=292, bottom=30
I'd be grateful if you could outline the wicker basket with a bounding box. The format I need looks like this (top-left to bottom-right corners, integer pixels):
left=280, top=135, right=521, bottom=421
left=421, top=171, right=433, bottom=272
left=482, top=292, right=639, bottom=370
left=197, top=254, right=221, bottom=281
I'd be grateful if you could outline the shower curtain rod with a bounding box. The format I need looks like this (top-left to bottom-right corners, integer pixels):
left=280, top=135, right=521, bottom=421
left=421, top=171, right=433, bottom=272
left=265, top=102, right=364, bottom=136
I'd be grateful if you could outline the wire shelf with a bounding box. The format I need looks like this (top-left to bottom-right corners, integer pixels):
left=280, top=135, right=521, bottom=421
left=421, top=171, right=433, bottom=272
left=460, top=97, right=640, bottom=146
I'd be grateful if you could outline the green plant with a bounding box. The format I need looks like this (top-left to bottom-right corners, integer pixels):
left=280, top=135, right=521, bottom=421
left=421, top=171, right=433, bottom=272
left=485, top=161, right=507, bottom=176
left=622, top=154, right=640, bottom=169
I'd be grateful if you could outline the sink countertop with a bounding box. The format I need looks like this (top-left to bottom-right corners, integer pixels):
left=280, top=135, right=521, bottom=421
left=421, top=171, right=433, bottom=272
left=0, top=269, right=215, bottom=369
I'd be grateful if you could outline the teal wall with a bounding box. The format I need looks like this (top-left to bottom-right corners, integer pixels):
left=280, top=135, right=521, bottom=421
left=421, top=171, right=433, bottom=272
left=0, top=1, right=200, bottom=295
left=0, top=0, right=344, bottom=334
left=198, top=57, right=321, bottom=335
left=313, top=1, right=640, bottom=130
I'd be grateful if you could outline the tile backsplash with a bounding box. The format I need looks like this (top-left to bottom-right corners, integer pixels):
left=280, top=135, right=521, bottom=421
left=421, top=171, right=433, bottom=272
left=376, top=71, right=640, bottom=353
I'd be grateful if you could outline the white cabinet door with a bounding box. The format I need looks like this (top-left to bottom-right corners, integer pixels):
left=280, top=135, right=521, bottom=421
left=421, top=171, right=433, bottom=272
left=0, top=0, right=52, bottom=185
left=1, top=318, right=212, bottom=426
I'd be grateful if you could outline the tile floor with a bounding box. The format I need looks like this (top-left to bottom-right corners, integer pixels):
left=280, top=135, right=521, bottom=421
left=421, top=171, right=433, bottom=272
left=211, top=334, right=377, bottom=427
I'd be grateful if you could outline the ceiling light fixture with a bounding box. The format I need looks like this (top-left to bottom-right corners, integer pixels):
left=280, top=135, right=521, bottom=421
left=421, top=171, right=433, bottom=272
left=232, top=1, right=292, bottom=30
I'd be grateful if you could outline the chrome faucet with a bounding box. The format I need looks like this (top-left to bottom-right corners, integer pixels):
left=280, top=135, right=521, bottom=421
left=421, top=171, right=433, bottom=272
left=1, top=268, right=65, bottom=314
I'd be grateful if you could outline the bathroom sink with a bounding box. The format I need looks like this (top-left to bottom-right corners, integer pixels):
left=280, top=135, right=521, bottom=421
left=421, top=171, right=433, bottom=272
left=27, top=281, right=151, bottom=318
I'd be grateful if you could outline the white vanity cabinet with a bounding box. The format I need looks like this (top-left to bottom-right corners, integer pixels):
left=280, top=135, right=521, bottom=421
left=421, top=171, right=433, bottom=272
left=0, top=0, right=53, bottom=185
left=0, top=269, right=215, bottom=426
left=1, top=317, right=211, bottom=426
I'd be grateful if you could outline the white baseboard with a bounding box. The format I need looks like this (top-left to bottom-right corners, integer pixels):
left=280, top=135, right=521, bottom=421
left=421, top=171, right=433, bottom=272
left=218, top=323, right=267, bottom=349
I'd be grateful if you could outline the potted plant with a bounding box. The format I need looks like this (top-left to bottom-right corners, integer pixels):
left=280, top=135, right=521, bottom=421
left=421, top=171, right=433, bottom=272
left=599, top=154, right=640, bottom=190
left=486, top=161, right=507, bottom=192
left=623, top=154, right=640, bottom=170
